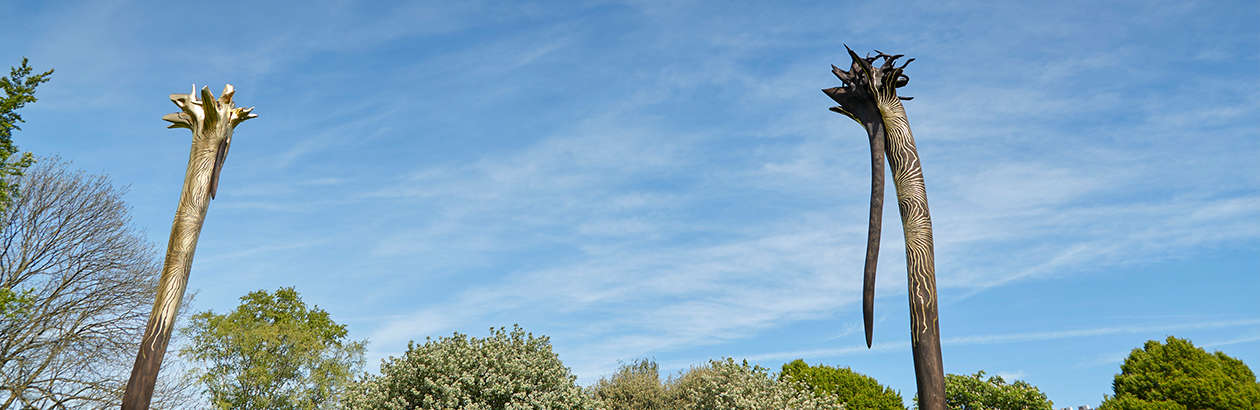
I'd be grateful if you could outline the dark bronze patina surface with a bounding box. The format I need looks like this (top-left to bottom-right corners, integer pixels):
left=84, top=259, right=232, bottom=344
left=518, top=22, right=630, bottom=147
left=825, top=46, right=945, bottom=410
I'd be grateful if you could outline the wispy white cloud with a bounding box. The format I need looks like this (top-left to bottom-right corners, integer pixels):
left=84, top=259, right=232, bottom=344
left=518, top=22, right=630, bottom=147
left=942, top=319, right=1260, bottom=346
left=339, top=5, right=1260, bottom=375
left=995, top=371, right=1026, bottom=381
left=747, top=319, right=1260, bottom=367
left=362, top=211, right=870, bottom=375
left=1200, top=334, right=1260, bottom=349
left=1077, top=330, right=1260, bottom=369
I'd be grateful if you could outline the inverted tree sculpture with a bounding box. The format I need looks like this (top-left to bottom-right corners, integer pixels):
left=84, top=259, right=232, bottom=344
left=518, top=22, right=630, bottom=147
left=824, top=47, right=945, bottom=410
left=121, top=85, right=256, bottom=410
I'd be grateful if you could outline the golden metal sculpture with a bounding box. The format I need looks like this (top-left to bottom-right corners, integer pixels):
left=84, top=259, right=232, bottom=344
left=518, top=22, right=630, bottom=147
left=121, top=85, right=255, bottom=410
left=824, top=47, right=946, bottom=410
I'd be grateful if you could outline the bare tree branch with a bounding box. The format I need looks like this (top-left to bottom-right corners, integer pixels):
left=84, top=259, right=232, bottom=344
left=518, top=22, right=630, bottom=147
left=0, top=158, right=199, bottom=410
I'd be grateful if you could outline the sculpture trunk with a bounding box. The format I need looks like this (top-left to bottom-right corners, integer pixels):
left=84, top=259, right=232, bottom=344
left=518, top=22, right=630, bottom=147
left=824, top=47, right=945, bottom=410
left=121, top=85, right=255, bottom=410
left=882, top=100, right=945, bottom=410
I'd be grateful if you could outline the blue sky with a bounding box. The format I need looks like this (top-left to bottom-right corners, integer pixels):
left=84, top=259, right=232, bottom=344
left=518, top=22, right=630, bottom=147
left=2, top=0, right=1257, bottom=407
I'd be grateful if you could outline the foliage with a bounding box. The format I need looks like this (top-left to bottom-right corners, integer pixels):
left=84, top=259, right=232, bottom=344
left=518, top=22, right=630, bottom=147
left=1097, top=336, right=1260, bottom=410
left=667, top=358, right=845, bottom=410
left=589, top=358, right=670, bottom=410
left=343, top=325, right=594, bottom=410
left=587, top=358, right=846, bottom=410
left=0, top=287, right=33, bottom=319
left=941, top=371, right=1052, bottom=410
left=0, top=158, right=194, bottom=409
left=912, top=371, right=1052, bottom=410
left=0, top=57, right=53, bottom=211
left=780, top=359, right=906, bottom=410
left=1097, top=395, right=1186, bottom=410
left=179, top=287, right=368, bottom=410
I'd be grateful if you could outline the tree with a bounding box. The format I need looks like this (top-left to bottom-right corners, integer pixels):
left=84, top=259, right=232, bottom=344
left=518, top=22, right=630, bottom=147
left=0, top=58, right=53, bottom=212
left=0, top=58, right=54, bottom=319
left=589, top=358, right=670, bottom=410
left=344, top=325, right=594, bottom=410
left=780, top=359, right=906, bottom=410
left=178, top=287, right=367, bottom=410
left=1097, top=336, right=1260, bottom=410
left=914, top=371, right=1052, bottom=410
left=0, top=158, right=195, bottom=409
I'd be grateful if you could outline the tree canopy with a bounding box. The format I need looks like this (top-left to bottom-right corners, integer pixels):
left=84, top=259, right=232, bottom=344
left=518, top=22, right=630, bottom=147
left=1098, top=336, right=1259, bottom=410
left=0, top=58, right=53, bottom=322
left=0, top=57, right=53, bottom=211
left=179, top=287, right=367, bottom=410
left=779, top=359, right=906, bottom=410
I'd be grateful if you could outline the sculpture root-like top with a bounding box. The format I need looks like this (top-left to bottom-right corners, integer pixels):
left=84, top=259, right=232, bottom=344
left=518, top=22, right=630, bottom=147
left=162, top=84, right=257, bottom=199
left=824, top=46, right=916, bottom=349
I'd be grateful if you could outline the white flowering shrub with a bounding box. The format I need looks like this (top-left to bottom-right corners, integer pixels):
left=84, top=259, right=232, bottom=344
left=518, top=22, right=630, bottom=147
left=667, top=358, right=846, bottom=410
left=343, top=325, right=597, bottom=410
left=913, top=371, right=1052, bottom=410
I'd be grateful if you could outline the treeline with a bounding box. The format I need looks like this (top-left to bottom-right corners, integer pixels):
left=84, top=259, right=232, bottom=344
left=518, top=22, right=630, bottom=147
left=169, top=286, right=1259, bottom=410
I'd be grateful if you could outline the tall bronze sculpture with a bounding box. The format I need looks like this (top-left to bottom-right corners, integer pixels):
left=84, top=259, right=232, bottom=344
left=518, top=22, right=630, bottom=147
left=121, top=85, right=256, bottom=410
left=824, top=47, right=945, bottom=410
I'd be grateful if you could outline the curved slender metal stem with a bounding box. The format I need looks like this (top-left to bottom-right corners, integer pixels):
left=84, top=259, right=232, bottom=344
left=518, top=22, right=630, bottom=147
left=861, top=120, right=885, bottom=349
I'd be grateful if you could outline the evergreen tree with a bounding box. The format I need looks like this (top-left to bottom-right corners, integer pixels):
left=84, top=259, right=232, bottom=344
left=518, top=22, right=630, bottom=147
left=1098, top=336, right=1259, bottom=410
left=0, top=57, right=53, bottom=211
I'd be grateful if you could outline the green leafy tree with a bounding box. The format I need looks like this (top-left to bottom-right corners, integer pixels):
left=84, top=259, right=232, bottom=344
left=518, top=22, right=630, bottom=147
left=779, top=359, right=906, bottom=410
left=0, top=57, right=54, bottom=212
left=344, top=325, right=595, bottom=410
left=179, top=287, right=367, bottom=410
left=589, top=358, right=670, bottom=410
left=0, top=58, right=52, bottom=341
left=1097, top=336, right=1260, bottom=410
left=914, top=371, right=1052, bottom=410
left=667, top=358, right=845, bottom=410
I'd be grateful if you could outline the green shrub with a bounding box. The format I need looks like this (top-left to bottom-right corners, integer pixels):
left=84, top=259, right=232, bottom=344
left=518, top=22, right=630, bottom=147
left=1098, top=336, right=1259, bottom=410
left=667, top=358, right=845, bottom=410
left=588, top=359, right=669, bottom=410
left=780, top=359, right=906, bottom=410
left=343, top=325, right=596, bottom=410
left=589, top=358, right=846, bottom=410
